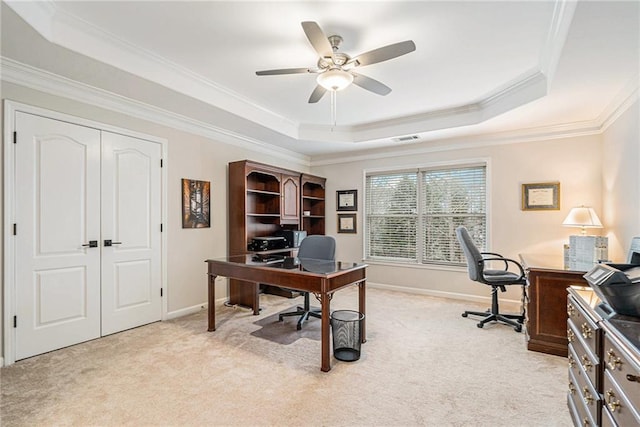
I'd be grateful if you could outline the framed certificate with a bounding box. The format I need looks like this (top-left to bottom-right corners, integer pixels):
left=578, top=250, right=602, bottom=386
left=522, top=182, right=560, bottom=211
left=338, top=213, right=357, bottom=233
left=337, top=189, right=357, bottom=211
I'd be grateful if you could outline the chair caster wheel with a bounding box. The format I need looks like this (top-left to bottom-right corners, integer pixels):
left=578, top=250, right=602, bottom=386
left=462, top=313, right=468, bottom=318
left=477, top=323, right=483, bottom=328
left=514, top=325, right=522, bottom=333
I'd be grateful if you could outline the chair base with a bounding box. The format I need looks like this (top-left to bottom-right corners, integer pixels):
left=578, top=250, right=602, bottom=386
left=279, top=306, right=321, bottom=330
left=462, top=309, right=523, bottom=332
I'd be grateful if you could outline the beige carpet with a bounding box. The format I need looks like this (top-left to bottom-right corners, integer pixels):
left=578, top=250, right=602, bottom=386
left=1, top=287, right=571, bottom=426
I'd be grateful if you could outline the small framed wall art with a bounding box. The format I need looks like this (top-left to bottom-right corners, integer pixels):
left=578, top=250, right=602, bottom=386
left=182, top=178, right=211, bottom=228
left=522, top=182, right=560, bottom=211
left=336, top=189, right=357, bottom=211
left=338, top=213, right=357, bottom=234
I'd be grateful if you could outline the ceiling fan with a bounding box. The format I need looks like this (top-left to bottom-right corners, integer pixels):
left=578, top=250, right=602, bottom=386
left=256, top=21, right=416, bottom=104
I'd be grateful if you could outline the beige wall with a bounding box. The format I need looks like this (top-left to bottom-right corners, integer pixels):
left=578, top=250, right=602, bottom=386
left=602, top=101, right=640, bottom=261
left=312, top=133, right=606, bottom=301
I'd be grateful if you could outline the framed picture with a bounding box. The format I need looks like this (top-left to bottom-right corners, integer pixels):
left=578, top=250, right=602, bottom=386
left=182, top=178, right=211, bottom=228
left=338, top=213, right=357, bottom=234
left=337, top=189, right=357, bottom=211
left=522, top=182, right=560, bottom=211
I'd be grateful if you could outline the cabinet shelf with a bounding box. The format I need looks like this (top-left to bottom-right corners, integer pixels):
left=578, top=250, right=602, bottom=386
left=247, top=189, right=280, bottom=197
left=247, top=213, right=280, bottom=217
left=302, top=195, right=324, bottom=201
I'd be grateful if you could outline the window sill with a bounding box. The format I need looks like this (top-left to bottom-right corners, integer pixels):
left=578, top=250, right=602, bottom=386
left=364, top=259, right=466, bottom=273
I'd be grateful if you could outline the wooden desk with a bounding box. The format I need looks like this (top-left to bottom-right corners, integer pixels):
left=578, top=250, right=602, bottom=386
left=205, top=256, right=367, bottom=372
left=519, top=254, right=591, bottom=357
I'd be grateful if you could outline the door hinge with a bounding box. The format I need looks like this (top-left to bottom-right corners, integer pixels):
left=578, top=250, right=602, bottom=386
left=13, top=316, right=17, bottom=328
left=160, top=288, right=163, bottom=297
left=160, top=223, right=163, bottom=232
left=13, top=131, right=17, bottom=144
left=160, top=159, right=163, bottom=168
left=13, top=223, right=17, bottom=235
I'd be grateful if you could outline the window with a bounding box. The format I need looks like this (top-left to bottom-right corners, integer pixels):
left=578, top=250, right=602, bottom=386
left=365, top=164, right=487, bottom=266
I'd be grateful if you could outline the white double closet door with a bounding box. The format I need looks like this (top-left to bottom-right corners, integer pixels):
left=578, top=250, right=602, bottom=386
left=12, top=111, right=162, bottom=361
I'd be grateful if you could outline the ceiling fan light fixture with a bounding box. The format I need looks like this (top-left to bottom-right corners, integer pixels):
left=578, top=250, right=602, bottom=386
left=317, top=68, right=353, bottom=91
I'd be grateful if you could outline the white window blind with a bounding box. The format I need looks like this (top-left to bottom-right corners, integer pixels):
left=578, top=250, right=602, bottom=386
left=421, top=166, right=486, bottom=264
left=365, top=164, right=487, bottom=265
left=365, top=172, right=418, bottom=261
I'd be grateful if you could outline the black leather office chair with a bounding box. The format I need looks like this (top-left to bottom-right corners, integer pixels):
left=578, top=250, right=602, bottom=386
left=278, top=235, right=336, bottom=330
left=456, top=226, right=526, bottom=332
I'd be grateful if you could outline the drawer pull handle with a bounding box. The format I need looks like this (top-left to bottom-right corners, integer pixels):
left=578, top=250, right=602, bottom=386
left=581, top=323, right=592, bottom=339
left=567, top=303, right=575, bottom=317
left=568, top=381, right=576, bottom=395
left=568, top=354, right=576, bottom=369
left=606, top=349, right=622, bottom=370
left=627, top=374, right=640, bottom=382
left=567, top=329, right=575, bottom=343
left=583, top=387, right=593, bottom=406
left=581, top=355, right=593, bottom=372
left=606, top=389, right=621, bottom=412
left=582, top=418, right=590, bottom=427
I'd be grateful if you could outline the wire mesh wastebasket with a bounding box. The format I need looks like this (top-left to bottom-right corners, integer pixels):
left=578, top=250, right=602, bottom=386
left=330, top=310, right=365, bottom=362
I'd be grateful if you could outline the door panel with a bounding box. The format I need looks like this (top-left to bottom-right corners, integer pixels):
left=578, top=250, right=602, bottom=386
left=15, top=112, right=101, bottom=360
left=101, top=131, right=162, bottom=335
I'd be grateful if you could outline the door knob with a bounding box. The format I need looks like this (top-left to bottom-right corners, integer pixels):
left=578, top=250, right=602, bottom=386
left=81, top=240, right=98, bottom=248
left=104, top=240, right=122, bottom=247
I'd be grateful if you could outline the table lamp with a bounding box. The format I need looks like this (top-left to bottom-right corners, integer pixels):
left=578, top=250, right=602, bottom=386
left=562, top=206, right=603, bottom=235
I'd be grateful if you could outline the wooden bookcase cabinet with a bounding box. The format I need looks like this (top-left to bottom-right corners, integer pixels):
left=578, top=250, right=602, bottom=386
left=227, top=160, right=326, bottom=306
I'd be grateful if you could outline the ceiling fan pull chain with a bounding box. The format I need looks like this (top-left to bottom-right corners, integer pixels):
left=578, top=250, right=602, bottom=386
left=331, top=90, right=337, bottom=127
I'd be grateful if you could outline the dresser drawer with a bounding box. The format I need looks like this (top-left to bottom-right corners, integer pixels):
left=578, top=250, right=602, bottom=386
left=568, top=367, right=598, bottom=426
left=601, top=405, right=617, bottom=427
left=568, top=321, right=600, bottom=389
left=603, top=369, right=640, bottom=426
left=568, top=296, right=600, bottom=356
left=603, top=331, right=640, bottom=415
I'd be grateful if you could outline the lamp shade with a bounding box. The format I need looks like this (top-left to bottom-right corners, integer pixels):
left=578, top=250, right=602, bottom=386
left=316, top=69, right=353, bottom=91
left=562, top=206, right=603, bottom=235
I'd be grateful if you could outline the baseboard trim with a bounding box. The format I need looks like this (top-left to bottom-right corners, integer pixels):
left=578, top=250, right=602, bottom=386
left=163, top=285, right=521, bottom=321
left=164, top=303, right=207, bottom=320
left=367, top=281, right=522, bottom=306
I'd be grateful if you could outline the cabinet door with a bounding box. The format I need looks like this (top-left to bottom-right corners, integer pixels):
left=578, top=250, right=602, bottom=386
left=281, top=174, right=300, bottom=224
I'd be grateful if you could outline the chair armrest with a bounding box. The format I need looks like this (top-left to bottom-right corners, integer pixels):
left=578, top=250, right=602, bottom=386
left=480, top=256, right=525, bottom=280
left=481, top=252, right=508, bottom=270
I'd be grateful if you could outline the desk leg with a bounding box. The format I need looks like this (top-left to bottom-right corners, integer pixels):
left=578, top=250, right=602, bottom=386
left=208, top=274, right=217, bottom=331
left=359, top=280, right=366, bottom=343
left=320, top=284, right=331, bottom=372
left=252, top=282, right=260, bottom=315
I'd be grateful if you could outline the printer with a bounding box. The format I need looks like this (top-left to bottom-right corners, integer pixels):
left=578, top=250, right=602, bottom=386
left=583, top=237, right=640, bottom=317
left=247, top=236, right=287, bottom=252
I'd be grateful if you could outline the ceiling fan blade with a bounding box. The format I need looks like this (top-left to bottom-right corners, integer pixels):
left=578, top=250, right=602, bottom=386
left=351, top=72, right=392, bottom=96
left=308, top=85, right=327, bottom=103
left=349, top=40, right=416, bottom=67
left=256, top=68, right=312, bottom=76
left=301, top=21, right=333, bottom=58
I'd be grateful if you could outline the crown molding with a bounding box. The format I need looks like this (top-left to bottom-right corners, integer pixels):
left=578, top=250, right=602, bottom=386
left=3, top=0, right=301, bottom=140
left=0, top=57, right=309, bottom=165
left=6, top=0, right=578, bottom=145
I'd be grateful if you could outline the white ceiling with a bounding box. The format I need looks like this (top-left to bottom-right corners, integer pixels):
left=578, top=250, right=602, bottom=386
left=2, top=0, right=639, bottom=158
